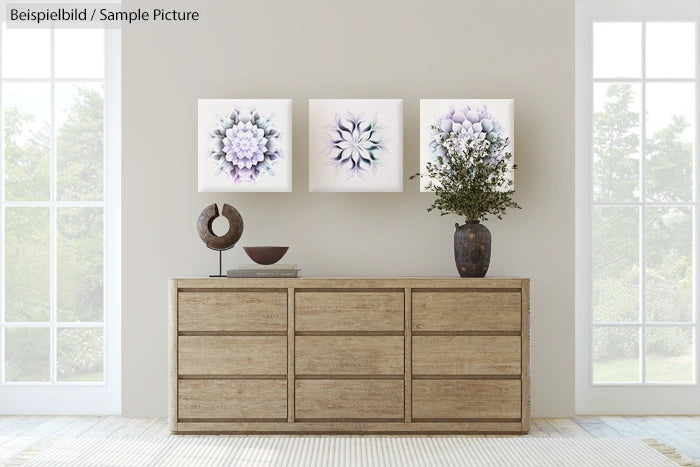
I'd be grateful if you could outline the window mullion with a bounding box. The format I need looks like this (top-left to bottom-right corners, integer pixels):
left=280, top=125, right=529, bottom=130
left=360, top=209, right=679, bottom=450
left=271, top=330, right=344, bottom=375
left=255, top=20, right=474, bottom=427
left=695, top=19, right=700, bottom=384
left=594, top=322, right=696, bottom=327
left=3, top=201, right=105, bottom=207
left=593, top=77, right=696, bottom=84
left=0, top=20, right=5, bottom=385
left=593, top=201, right=696, bottom=207
left=1, top=77, right=104, bottom=84
left=102, top=27, right=108, bottom=384
left=640, top=21, right=647, bottom=385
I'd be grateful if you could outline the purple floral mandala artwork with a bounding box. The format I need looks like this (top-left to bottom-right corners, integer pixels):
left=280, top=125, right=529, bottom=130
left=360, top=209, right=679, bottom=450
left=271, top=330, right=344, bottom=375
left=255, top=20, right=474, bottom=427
left=322, top=111, right=388, bottom=180
left=207, top=106, right=283, bottom=184
left=429, top=105, right=507, bottom=165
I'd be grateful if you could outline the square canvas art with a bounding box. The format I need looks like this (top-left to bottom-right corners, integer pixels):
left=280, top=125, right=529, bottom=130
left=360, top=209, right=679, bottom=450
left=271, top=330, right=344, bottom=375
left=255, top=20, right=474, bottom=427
left=309, top=99, right=403, bottom=192
left=198, top=99, right=292, bottom=192
left=419, top=99, right=514, bottom=192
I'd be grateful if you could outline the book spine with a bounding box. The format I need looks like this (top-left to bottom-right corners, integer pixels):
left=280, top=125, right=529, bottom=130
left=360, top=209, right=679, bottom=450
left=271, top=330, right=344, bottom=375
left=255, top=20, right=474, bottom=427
left=227, top=270, right=300, bottom=278
left=238, top=264, right=297, bottom=270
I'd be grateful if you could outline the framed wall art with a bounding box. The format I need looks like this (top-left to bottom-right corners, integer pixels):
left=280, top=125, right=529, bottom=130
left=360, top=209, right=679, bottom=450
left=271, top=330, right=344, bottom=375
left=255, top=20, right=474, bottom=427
left=419, top=99, right=514, bottom=192
left=309, top=99, right=403, bottom=192
left=198, top=99, right=293, bottom=192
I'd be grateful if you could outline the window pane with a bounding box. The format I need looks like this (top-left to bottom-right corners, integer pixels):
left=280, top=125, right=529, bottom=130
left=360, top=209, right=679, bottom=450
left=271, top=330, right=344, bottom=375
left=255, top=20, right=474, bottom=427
left=4, top=207, right=50, bottom=322
left=55, top=29, right=104, bottom=78
left=56, top=84, right=104, bottom=201
left=593, top=83, right=641, bottom=202
left=646, top=23, right=695, bottom=78
left=645, top=83, right=695, bottom=202
left=1, top=25, right=50, bottom=78
left=3, top=83, right=51, bottom=201
left=594, top=23, right=641, bottom=78
left=57, top=327, right=103, bottom=382
left=645, top=207, right=693, bottom=323
left=646, top=327, right=693, bottom=383
left=57, top=207, right=104, bottom=322
left=593, top=326, right=640, bottom=383
left=593, top=207, right=639, bottom=322
left=5, top=327, right=50, bottom=382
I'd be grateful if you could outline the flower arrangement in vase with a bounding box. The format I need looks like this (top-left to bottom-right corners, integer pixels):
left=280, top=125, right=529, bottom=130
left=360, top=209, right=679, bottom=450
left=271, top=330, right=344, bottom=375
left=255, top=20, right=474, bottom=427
left=413, top=103, right=521, bottom=277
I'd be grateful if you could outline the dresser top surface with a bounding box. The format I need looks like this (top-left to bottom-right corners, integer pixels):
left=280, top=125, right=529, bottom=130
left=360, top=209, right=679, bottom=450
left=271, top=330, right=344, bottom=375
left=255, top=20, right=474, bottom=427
left=172, top=277, right=529, bottom=289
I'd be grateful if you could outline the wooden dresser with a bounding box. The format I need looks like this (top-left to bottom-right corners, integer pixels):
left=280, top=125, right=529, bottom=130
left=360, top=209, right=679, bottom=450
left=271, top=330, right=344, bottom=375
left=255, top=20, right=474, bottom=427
left=169, top=277, right=530, bottom=434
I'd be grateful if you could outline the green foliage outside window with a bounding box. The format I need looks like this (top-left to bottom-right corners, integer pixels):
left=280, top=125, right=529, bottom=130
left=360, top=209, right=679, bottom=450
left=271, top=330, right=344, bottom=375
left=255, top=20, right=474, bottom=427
left=593, top=84, right=692, bottom=366
left=4, top=86, right=105, bottom=382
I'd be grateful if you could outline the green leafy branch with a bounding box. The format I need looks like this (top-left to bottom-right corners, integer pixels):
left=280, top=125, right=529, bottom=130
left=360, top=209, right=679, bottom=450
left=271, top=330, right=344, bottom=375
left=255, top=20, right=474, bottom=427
left=411, top=130, right=521, bottom=222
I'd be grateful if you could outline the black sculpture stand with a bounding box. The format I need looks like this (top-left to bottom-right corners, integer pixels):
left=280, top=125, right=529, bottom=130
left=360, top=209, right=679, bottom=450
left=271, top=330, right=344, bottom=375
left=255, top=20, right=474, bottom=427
left=209, top=245, right=234, bottom=278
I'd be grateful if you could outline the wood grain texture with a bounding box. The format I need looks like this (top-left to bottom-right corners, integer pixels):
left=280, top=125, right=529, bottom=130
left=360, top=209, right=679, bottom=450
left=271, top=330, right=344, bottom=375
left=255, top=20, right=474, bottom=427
left=287, top=288, right=295, bottom=423
left=178, top=380, right=286, bottom=420
left=521, top=278, right=531, bottom=432
left=174, top=420, right=523, bottom=434
left=179, top=375, right=284, bottom=380
left=412, top=291, right=521, bottom=332
left=168, top=280, right=178, bottom=431
left=178, top=291, right=286, bottom=332
left=295, top=336, right=404, bottom=375
left=404, top=287, right=412, bottom=423
left=178, top=336, right=286, bottom=375
left=170, top=277, right=531, bottom=434
left=412, top=380, right=522, bottom=419
left=295, top=291, right=403, bottom=331
left=295, top=380, right=403, bottom=420
left=413, top=336, right=521, bottom=375
left=176, top=277, right=524, bottom=290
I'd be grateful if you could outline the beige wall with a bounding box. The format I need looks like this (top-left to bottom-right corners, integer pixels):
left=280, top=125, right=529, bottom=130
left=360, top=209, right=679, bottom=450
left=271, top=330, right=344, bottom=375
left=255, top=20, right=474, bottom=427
left=122, top=0, right=574, bottom=417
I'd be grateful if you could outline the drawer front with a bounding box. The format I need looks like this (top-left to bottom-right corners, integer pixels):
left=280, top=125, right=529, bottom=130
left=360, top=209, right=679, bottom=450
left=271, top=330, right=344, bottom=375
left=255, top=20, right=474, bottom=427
left=295, top=380, right=403, bottom=420
left=412, top=291, right=521, bottom=332
left=413, top=336, right=521, bottom=375
left=295, top=336, right=404, bottom=375
left=178, top=380, right=287, bottom=420
left=295, top=291, right=403, bottom=332
left=178, top=336, right=286, bottom=376
left=412, top=380, right=521, bottom=419
left=178, top=291, right=286, bottom=332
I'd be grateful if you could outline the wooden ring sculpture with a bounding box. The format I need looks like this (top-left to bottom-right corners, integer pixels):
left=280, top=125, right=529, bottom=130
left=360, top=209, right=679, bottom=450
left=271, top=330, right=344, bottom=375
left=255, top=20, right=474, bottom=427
left=197, top=203, right=244, bottom=251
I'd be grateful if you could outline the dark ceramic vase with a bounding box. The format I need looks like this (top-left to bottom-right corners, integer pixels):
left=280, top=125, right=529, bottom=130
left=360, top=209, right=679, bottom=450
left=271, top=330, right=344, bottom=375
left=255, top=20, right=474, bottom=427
left=454, top=221, right=491, bottom=278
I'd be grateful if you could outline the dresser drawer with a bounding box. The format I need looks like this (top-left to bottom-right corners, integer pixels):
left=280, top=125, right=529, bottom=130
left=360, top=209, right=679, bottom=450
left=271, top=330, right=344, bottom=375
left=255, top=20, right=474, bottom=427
left=178, top=291, right=286, bottom=332
left=412, top=380, right=521, bottom=419
left=178, top=336, right=286, bottom=376
left=178, top=380, right=287, bottom=420
left=295, top=291, right=404, bottom=331
left=295, top=336, right=404, bottom=375
left=412, top=291, right=521, bottom=332
left=295, top=380, right=403, bottom=420
left=413, top=336, right=521, bottom=375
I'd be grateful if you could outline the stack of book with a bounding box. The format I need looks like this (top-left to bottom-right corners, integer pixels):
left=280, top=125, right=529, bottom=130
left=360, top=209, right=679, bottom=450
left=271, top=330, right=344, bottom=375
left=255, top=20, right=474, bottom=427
left=227, top=264, right=301, bottom=278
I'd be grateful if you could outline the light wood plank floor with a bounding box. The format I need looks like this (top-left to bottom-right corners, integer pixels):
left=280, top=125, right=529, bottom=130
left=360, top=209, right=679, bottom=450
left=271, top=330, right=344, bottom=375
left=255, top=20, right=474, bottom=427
left=1, top=416, right=699, bottom=464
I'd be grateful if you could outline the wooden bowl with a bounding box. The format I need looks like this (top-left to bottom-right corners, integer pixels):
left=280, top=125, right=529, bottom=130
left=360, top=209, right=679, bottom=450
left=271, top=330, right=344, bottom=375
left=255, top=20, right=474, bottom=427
left=243, top=246, right=289, bottom=265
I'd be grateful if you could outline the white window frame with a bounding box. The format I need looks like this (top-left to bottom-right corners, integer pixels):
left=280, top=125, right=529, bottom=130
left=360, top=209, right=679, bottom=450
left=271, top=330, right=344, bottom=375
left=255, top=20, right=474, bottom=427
left=0, top=4, right=121, bottom=414
left=576, top=0, right=700, bottom=414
